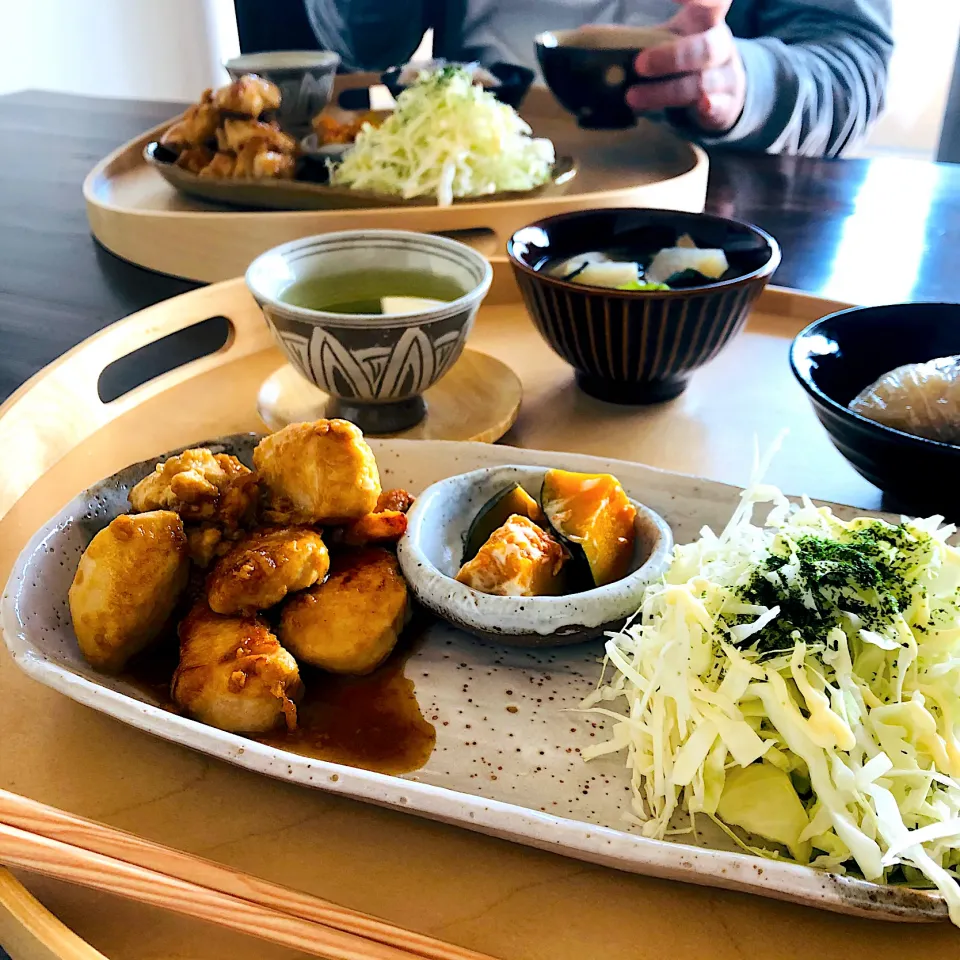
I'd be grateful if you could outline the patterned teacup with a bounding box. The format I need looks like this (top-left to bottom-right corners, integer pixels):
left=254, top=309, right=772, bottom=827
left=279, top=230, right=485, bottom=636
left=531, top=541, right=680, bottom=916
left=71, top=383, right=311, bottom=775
left=224, top=51, right=340, bottom=139
left=246, top=230, right=493, bottom=433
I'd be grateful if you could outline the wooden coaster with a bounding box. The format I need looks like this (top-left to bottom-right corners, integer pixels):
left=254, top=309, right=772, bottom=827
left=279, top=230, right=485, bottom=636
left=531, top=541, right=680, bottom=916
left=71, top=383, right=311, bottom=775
left=257, top=348, right=522, bottom=441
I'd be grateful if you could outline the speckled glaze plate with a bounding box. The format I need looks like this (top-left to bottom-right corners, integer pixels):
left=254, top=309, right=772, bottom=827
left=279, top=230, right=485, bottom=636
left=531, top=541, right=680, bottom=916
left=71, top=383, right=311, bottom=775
left=0, top=438, right=945, bottom=923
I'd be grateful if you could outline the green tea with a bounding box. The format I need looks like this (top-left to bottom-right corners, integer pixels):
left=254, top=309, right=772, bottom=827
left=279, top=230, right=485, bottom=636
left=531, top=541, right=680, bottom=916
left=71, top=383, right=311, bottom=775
left=281, top=269, right=466, bottom=315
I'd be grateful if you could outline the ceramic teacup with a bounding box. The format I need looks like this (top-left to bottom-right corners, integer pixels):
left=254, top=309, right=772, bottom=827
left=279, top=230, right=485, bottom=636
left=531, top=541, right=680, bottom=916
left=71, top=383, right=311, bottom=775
left=224, top=50, right=341, bottom=138
left=535, top=26, right=676, bottom=129
left=245, top=230, right=493, bottom=434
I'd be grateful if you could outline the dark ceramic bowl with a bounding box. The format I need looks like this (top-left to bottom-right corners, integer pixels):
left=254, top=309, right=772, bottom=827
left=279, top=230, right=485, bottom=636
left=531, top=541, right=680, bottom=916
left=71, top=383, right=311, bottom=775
left=246, top=230, right=493, bottom=433
left=337, top=61, right=535, bottom=112
left=790, top=302, right=960, bottom=514
left=508, top=208, right=780, bottom=404
left=224, top=50, right=341, bottom=138
left=535, top=26, right=675, bottom=129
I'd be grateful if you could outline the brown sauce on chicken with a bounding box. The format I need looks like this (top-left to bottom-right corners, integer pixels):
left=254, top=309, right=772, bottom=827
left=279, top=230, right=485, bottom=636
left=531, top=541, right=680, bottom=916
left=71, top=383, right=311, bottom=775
left=121, top=613, right=436, bottom=776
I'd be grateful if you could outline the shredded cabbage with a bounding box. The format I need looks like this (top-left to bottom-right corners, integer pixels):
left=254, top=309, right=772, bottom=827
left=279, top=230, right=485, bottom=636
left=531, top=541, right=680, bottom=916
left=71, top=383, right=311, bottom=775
left=329, top=67, right=555, bottom=206
left=585, top=453, right=960, bottom=923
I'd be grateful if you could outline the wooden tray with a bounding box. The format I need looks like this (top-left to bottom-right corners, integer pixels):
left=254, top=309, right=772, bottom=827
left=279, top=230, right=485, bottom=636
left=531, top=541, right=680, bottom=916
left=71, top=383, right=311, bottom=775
left=84, top=76, right=709, bottom=283
left=5, top=272, right=956, bottom=960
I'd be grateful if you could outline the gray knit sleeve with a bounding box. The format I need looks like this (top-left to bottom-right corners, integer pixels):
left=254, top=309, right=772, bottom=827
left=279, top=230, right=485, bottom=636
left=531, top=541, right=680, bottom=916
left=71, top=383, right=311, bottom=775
left=683, top=0, right=893, bottom=157
left=303, top=0, right=428, bottom=72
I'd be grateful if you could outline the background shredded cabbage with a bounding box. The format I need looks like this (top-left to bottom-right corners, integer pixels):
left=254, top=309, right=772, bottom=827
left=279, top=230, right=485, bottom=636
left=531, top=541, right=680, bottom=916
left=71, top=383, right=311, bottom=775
left=330, top=67, right=555, bottom=206
left=585, top=466, right=960, bottom=922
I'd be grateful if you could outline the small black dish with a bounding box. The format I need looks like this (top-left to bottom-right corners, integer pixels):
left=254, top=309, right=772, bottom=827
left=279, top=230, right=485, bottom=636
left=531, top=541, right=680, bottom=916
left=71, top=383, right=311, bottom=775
left=790, top=302, right=960, bottom=516
left=508, top=208, right=780, bottom=404
left=536, top=27, right=675, bottom=129
left=338, top=61, right=535, bottom=112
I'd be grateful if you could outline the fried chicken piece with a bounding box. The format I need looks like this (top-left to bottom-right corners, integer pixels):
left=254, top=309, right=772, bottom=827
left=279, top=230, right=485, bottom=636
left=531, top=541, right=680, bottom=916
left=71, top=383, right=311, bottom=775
left=198, top=151, right=237, bottom=178
left=69, top=511, right=190, bottom=672
left=216, top=117, right=296, bottom=155
left=232, top=140, right=296, bottom=179
left=279, top=547, right=408, bottom=675
left=172, top=602, right=303, bottom=733
left=254, top=419, right=381, bottom=525
left=129, top=449, right=258, bottom=532
left=376, top=489, right=415, bottom=514
left=160, top=90, right=220, bottom=149
left=214, top=74, right=282, bottom=117
left=311, top=111, right=382, bottom=145
left=339, top=510, right=407, bottom=546
left=456, top=515, right=567, bottom=597
left=186, top=526, right=224, bottom=568
left=174, top=145, right=215, bottom=175
left=206, top=527, right=329, bottom=615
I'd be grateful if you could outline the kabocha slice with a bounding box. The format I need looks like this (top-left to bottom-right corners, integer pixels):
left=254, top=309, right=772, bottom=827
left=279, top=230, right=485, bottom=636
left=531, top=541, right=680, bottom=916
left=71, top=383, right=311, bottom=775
left=540, top=470, right=637, bottom=587
left=463, top=483, right=546, bottom=563
left=456, top=515, right=568, bottom=597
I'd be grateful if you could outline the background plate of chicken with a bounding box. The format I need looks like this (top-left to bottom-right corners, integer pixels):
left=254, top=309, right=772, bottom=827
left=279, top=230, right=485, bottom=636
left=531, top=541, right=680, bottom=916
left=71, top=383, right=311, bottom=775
left=147, top=72, right=576, bottom=212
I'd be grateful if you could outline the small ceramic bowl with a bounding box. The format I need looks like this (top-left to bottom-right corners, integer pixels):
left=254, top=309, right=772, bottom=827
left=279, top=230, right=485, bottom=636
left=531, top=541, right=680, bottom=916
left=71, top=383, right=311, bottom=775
left=298, top=133, right=351, bottom=165
left=397, top=465, right=674, bottom=647
left=508, top=208, right=780, bottom=404
left=246, top=230, right=493, bottom=433
left=224, top=50, right=341, bottom=138
left=790, top=302, right=960, bottom=515
left=535, top=26, right=675, bottom=129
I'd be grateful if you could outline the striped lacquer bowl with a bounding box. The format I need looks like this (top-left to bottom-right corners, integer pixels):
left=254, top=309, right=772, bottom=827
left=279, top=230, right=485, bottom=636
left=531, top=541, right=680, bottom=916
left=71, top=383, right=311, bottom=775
left=508, top=208, right=780, bottom=404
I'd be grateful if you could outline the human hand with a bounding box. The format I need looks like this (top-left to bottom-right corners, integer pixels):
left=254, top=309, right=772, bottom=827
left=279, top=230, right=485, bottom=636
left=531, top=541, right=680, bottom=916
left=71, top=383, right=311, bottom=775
left=627, top=0, right=746, bottom=133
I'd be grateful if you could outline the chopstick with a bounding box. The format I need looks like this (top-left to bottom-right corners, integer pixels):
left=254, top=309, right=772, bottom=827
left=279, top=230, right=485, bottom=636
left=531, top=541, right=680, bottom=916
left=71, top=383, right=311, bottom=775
left=0, top=789, right=497, bottom=960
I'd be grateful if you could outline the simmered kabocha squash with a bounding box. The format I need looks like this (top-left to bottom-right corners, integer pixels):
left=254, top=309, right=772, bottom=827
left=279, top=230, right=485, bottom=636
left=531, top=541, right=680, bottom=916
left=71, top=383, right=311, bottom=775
left=463, top=483, right=546, bottom=563
left=540, top=470, right=637, bottom=587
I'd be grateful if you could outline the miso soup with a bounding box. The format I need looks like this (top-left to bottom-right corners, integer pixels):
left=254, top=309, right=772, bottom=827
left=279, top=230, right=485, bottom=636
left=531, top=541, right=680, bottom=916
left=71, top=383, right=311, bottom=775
left=281, top=269, right=466, bottom=315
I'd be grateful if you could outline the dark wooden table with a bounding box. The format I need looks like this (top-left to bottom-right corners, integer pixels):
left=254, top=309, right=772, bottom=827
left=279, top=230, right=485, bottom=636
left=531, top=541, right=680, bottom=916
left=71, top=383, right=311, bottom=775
left=2, top=88, right=960, bottom=405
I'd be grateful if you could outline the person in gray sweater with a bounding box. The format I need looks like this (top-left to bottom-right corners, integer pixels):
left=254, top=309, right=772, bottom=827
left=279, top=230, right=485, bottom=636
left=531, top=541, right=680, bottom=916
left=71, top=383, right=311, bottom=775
left=303, top=0, right=893, bottom=157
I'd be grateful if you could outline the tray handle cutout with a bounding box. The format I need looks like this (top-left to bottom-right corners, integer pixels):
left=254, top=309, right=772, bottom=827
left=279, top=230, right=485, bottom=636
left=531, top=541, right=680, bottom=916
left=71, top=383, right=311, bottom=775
left=97, top=316, right=231, bottom=404
left=0, top=280, right=274, bottom=521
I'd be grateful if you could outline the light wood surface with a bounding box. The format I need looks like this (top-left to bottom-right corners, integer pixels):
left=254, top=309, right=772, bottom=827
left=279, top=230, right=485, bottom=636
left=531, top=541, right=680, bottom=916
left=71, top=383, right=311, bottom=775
left=0, top=795, right=495, bottom=960
left=4, top=274, right=957, bottom=960
left=0, top=870, right=107, bottom=960
left=257, top=348, right=522, bottom=439
left=83, top=78, right=709, bottom=284
left=0, top=825, right=426, bottom=960
left=0, top=790, right=491, bottom=960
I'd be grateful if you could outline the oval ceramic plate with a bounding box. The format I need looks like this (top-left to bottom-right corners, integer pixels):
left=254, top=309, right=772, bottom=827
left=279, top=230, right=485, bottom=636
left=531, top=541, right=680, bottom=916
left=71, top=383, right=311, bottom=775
left=144, top=141, right=578, bottom=212
left=0, top=438, right=946, bottom=923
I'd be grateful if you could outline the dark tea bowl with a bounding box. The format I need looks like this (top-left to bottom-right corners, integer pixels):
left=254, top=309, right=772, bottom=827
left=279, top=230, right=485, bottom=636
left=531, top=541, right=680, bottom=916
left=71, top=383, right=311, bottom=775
left=246, top=230, right=493, bottom=433
left=790, top=302, right=960, bottom=516
left=535, top=26, right=675, bottom=129
left=508, top=208, right=780, bottom=404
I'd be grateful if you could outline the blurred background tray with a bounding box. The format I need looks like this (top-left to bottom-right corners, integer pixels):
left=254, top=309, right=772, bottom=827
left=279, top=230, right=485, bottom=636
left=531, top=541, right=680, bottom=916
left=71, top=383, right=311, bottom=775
left=84, top=76, right=709, bottom=283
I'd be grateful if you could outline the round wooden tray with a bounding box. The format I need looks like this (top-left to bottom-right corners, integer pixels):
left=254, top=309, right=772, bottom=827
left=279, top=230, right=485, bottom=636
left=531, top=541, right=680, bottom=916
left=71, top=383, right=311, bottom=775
left=257, top=348, right=522, bottom=439
left=84, top=76, right=709, bottom=284
left=6, top=271, right=942, bottom=960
